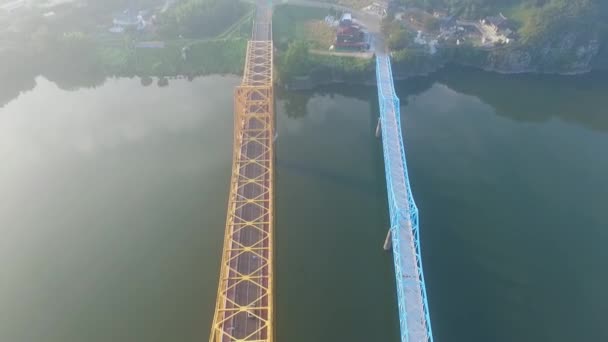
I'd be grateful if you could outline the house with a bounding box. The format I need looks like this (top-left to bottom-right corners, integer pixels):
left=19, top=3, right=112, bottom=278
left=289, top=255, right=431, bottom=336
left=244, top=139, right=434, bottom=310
left=439, top=15, right=455, bottom=32
left=335, top=13, right=368, bottom=50
left=363, top=2, right=388, bottom=17
left=481, top=13, right=509, bottom=34
left=339, top=13, right=352, bottom=27
left=337, top=25, right=363, bottom=41
left=433, top=9, right=448, bottom=18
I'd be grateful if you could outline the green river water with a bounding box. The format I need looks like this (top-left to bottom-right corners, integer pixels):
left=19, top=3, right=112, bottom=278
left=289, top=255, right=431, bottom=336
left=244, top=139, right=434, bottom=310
left=0, top=69, right=607, bottom=341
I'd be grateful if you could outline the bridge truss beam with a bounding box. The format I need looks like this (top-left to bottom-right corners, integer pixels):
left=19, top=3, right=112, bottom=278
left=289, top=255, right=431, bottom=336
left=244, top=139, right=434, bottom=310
left=376, top=54, right=434, bottom=342
left=210, top=19, right=274, bottom=342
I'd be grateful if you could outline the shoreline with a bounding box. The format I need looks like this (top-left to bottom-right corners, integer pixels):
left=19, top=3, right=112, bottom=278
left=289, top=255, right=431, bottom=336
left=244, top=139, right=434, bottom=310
left=285, top=61, right=601, bottom=90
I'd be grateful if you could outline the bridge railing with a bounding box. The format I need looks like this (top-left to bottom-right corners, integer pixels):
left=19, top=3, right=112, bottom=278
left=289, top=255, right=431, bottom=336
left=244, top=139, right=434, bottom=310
left=375, top=54, right=434, bottom=342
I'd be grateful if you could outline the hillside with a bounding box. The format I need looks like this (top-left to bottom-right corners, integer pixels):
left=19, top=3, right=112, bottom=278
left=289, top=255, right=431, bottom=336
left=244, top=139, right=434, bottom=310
left=390, top=0, right=608, bottom=73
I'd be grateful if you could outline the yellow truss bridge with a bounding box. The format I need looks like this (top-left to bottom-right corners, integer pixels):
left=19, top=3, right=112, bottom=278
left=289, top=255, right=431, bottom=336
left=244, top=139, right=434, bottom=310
left=209, top=4, right=275, bottom=342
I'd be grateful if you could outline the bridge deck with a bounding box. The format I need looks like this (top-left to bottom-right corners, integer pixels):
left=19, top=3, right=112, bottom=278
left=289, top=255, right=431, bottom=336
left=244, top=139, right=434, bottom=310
left=376, top=54, right=433, bottom=342
left=210, top=4, right=274, bottom=342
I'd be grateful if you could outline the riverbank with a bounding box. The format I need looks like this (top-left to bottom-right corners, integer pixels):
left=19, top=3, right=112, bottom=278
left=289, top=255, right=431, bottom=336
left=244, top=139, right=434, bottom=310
left=0, top=0, right=255, bottom=101
left=0, top=0, right=253, bottom=83
left=272, top=2, right=607, bottom=89
left=98, top=38, right=248, bottom=77
left=281, top=45, right=606, bottom=90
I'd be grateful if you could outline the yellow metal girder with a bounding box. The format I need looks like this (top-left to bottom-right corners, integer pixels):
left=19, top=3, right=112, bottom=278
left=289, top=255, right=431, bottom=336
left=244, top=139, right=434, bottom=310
left=209, top=26, right=274, bottom=342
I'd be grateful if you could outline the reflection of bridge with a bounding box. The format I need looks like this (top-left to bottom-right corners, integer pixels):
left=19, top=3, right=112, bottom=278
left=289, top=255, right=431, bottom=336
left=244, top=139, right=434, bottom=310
left=208, top=2, right=275, bottom=342
left=376, top=54, right=434, bottom=342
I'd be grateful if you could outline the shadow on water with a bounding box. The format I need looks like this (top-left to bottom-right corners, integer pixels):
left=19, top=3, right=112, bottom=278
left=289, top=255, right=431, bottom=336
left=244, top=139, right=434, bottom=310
left=277, top=158, right=378, bottom=196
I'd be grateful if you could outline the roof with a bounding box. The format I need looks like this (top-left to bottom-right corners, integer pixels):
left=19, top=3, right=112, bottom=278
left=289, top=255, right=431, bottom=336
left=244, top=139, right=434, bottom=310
left=439, top=15, right=455, bottom=26
left=338, top=25, right=361, bottom=34
left=485, top=13, right=509, bottom=28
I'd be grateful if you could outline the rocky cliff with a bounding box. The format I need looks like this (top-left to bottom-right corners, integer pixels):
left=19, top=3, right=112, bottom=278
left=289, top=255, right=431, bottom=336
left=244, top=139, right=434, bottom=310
left=484, top=32, right=602, bottom=74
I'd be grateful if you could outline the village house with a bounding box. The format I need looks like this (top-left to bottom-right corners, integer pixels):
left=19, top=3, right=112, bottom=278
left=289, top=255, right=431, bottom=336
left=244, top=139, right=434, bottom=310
left=480, top=13, right=514, bottom=38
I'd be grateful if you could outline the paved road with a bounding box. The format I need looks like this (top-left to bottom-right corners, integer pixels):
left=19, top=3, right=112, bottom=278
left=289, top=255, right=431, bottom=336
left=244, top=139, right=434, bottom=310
left=253, top=0, right=272, bottom=41
left=310, top=48, right=374, bottom=58
left=223, top=1, right=273, bottom=340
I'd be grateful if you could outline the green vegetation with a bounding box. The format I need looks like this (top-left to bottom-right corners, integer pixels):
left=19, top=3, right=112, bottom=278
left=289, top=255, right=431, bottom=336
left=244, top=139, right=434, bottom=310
left=305, top=21, right=337, bottom=50
left=217, top=9, right=255, bottom=40
left=38, top=34, right=247, bottom=81
left=109, top=39, right=247, bottom=76
left=396, top=0, right=607, bottom=42
left=309, top=53, right=374, bottom=82
left=277, top=40, right=373, bottom=85
left=273, top=5, right=375, bottom=85
left=380, top=0, right=608, bottom=73
left=515, top=1, right=599, bottom=44
left=158, top=0, right=248, bottom=38
left=273, top=5, right=331, bottom=50
left=382, top=19, right=411, bottom=50
left=0, top=0, right=252, bottom=83
left=279, top=41, right=312, bottom=81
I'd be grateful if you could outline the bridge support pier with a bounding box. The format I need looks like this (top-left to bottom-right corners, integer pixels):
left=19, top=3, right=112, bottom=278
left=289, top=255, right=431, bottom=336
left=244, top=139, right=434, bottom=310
left=383, top=228, right=392, bottom=251
left=375, top=118, right=381, bottom=138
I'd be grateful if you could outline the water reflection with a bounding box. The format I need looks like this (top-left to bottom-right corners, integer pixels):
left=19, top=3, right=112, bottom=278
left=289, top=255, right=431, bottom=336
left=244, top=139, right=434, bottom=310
left=0, top=76, right=236, bottom=165
left=0, top=75, right=239, bottom=342
left=429, top=67, right=608, bottom=131
left=5, top=62, right=606, bottom=133
left=278, top=67, right=608, bottom=133
left=0, top=63, right=192, bottom=109
left=280, top=90, right=311, bottom=119
left=0, top=65, right=37, bottom=108
left=276, top=83, right=375, bottom=120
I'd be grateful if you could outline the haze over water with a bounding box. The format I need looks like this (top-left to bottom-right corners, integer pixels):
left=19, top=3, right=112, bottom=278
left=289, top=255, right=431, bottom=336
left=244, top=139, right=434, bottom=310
left=0, top=69, right=607, bottom=342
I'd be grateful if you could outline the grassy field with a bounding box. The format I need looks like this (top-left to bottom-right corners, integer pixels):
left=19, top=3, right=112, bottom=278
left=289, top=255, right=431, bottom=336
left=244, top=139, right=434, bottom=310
left=92, top=2, right=254, bottom=78
left=305, top=21, right=336, bottom=49
left=217, top=8, right=255, bottom=40
left=97, top=38, right=247, bottom=77
left=273, top=4, right=332, bottom=50
left=312, top=53, right=373, bottom=69
left=182, top=39, right=247, bottom=74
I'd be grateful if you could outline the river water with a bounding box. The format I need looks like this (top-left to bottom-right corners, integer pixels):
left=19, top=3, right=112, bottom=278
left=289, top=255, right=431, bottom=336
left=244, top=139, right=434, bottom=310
left=0, top=70, right=607, bottom=342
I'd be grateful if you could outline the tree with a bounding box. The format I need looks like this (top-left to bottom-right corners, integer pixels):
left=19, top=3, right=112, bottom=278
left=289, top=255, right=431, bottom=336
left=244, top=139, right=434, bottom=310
left=280, top=41, right=311, bottom=80
left=384, top=22, right=410, bottom=50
